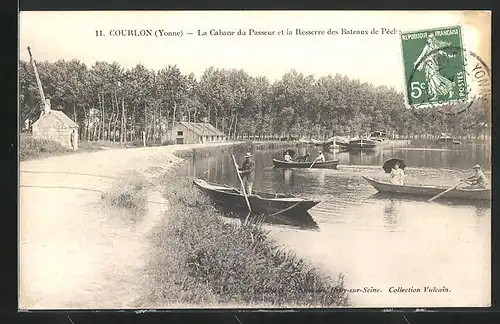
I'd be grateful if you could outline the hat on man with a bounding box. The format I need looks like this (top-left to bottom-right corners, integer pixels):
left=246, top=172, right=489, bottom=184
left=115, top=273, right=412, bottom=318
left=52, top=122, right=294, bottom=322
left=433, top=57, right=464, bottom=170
left=473, top=164, right=481, bottom=169
left=318, top=150, right=322, bottom=153
left=245, top=152, right=252, bottom=158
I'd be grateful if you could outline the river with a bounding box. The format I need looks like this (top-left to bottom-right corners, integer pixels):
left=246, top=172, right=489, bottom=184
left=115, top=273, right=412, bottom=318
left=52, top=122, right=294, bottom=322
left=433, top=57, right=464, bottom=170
left=178, top=140, right=491, bottom=308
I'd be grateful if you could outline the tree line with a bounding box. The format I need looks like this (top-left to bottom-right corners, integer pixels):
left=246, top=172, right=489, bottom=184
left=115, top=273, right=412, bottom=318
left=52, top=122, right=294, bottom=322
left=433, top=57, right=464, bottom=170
left=19, top=59, right=490, bottom=142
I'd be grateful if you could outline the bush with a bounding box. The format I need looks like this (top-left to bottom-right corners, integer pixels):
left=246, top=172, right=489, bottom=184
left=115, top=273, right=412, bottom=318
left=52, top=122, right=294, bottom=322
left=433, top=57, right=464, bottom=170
left=102, top=171, right=149, bottom=222
left=143, top=172, right=350, bottom=307
left=19, top=133, right=71, bottom=161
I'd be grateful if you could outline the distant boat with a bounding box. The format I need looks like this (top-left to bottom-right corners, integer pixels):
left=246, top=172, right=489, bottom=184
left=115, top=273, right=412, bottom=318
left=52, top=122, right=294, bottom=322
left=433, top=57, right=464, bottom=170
left=347, top=131, right=391, bottom=151
left=272, top=158, right=340, bottom=169
left=362, top=176, right=491, bottom=201
left=193, top=179, right=321, bottom=215
left=310, top=138, right=335, bottom=146
left=368, top=131, right=390, bottom=144
left=437, top=133, right=454, bottom=144
left=334, top=136, right=350, bottom=148
left=347, top=138, right=379, bottom=150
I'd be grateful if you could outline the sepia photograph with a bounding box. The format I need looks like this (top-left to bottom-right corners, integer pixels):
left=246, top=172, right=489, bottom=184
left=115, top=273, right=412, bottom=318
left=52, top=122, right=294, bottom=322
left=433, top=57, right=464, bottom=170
left=18, top=10, right=491, bottom=309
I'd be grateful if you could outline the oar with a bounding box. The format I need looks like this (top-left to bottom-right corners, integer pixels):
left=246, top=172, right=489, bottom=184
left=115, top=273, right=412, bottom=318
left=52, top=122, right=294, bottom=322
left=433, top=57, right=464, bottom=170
left=231, top=154, right=252, bottom=214
left=309, top=158, right=318, bottom=169
left=427, top=180, right=464, bottom=202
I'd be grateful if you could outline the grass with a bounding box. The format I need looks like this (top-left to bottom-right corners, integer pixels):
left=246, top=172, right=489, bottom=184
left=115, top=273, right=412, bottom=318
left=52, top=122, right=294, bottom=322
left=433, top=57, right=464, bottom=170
left=141, top=170, right=350, bottom=308
left=174, top=140, right=301, bottom=161
left=101, top=171, right=149, bottom=223
left=20, top=133, right=177, bottom=161
left=19, top=133, right=72, bottom=161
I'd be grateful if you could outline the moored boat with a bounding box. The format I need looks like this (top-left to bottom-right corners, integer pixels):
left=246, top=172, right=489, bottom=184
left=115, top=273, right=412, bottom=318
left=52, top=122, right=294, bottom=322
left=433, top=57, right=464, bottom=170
left=437, top=133, right=454, bottom=144
left=272, top=158, right=339, bottom=169
left=362, top=176, right=491, bottom=201
left=193, top=179, right=321, bottom=214
left=347, top=138, right=378, bottom=150
left=334, top=136, right=350, bottom=148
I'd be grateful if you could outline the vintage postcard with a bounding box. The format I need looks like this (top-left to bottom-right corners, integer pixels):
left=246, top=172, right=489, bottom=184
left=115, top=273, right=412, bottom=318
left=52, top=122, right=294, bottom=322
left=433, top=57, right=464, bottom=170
left=18, top=10, right=491, bottom=309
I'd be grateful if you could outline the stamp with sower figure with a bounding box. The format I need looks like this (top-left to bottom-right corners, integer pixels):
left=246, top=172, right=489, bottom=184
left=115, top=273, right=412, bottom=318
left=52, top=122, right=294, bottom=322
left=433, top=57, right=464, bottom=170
left=401, top=25, right=490, bottom=115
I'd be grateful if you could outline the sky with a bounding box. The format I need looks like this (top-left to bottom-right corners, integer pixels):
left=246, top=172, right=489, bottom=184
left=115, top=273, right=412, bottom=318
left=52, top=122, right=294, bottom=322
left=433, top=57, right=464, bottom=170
left=19, top=11, right=490, bottom=92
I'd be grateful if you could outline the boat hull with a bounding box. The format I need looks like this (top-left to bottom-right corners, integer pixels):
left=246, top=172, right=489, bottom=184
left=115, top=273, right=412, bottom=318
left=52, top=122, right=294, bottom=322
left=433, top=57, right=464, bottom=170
left=193, top=179, right=320, bottom=214
left=347, top=139, right=379, bottom=150
left=272, top=158, right=339, bottom=169
left=362, top=176, right=491, bottom=201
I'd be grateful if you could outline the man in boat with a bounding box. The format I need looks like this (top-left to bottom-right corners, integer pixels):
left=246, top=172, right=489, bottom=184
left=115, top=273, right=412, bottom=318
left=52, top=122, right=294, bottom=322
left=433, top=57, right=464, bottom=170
left=389, top=162, right=405, bottom=185
left=238, top=152, right=256, bottom=195
left=284, top=151, right=293, bottom=162
left=461, top=164, right=488, bottom=189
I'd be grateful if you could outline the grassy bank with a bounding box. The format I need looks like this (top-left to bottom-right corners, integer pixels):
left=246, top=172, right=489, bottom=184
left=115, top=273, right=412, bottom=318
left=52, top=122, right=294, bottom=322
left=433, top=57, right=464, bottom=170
left=173, top=140, right=303, bottom=161
left=140, top=144, right=349, bottom=308
left=19, top=133, right=73, bottom=161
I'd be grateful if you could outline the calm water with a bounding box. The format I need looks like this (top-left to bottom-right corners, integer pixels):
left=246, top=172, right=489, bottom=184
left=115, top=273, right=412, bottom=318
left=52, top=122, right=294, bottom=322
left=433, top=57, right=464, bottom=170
left=179, top=140, right=491, bottom=307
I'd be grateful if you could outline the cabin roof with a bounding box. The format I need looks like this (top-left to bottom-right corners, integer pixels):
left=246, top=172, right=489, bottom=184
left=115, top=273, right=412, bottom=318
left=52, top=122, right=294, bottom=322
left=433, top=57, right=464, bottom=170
left=32, top=110, right=79, bottom=128
left=178, top=122, right=224, bottom=136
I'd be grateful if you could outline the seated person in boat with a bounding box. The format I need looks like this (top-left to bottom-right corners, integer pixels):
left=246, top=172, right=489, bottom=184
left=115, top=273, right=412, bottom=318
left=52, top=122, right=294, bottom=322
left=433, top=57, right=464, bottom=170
left=389, top=162, right=405, bottom=185
left=461, top=164, right=488, bottom=189
left=237, top=152, right=256, bottom=195
left=314, top=150, right=326, bottom=163
left=284, top=151, right=293, bottom=162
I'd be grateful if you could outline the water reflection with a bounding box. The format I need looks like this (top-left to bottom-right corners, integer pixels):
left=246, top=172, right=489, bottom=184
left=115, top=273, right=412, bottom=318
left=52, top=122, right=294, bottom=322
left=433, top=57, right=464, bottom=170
left=382, top=199, right=403, bottom=231
left=179, top=139, right=490, bottom=307
left=214, top=204, right=319, bottom=231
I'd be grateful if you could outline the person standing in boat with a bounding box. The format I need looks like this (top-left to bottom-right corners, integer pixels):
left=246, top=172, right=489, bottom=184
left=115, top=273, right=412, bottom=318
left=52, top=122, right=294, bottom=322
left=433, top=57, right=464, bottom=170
left=284, top=151, right=293, bottom=162
left=461, top=164, right=488, bottom=189
left=238, top=152, right=256, bottom=195
left=390, top=162, right=405, bottom=185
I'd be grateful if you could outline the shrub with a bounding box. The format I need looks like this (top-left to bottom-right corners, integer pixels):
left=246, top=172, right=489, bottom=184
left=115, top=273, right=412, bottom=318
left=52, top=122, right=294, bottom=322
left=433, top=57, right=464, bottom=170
left=102, top=171, right=149, bottom=222
left=19, top=133, right=71, bottom=161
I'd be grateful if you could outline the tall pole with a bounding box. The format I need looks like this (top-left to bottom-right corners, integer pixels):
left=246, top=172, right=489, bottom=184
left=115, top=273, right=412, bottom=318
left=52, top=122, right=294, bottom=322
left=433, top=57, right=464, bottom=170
left=27, top=46, right=46, bottom=111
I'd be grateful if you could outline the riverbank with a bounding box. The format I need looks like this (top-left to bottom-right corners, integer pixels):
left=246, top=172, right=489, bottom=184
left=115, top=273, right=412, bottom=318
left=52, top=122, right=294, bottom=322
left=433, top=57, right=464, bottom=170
left=140, top=141, right=349, bottom=308
left=19, top=140, right=349, bottom=309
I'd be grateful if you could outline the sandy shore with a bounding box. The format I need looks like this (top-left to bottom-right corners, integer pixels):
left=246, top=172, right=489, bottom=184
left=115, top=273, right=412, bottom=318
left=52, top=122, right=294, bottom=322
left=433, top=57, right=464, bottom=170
left=19, top=142, right=237, bottom=309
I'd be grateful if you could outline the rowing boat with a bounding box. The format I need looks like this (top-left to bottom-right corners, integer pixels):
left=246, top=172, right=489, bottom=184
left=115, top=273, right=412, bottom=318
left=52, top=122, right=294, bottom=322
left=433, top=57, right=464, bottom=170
left=362, top=176, right=491, bottom=201
left=193, top=179, right=321, bottom=214
left=272, top=158, right=339, bottom=169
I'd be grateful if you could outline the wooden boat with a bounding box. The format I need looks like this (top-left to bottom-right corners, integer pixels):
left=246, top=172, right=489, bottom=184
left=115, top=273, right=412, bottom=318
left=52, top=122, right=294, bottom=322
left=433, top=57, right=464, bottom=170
left=272, top=158, right=339, bottom=169
left=437, top=133, right=454, bottom=144
left=311, top=138, right=335, bottom=146
left=362, top=176, right=491, bottom=201
left=334, top=136, right=350, bottom=148
left=193, top=179, right=321, bottom=214
left=347, top=138, right=378, bottom=150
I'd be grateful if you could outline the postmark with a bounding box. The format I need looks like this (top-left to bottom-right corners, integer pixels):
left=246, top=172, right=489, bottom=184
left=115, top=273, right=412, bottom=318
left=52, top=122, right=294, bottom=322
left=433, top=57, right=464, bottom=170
left=400, top=25, right=491, bottom=116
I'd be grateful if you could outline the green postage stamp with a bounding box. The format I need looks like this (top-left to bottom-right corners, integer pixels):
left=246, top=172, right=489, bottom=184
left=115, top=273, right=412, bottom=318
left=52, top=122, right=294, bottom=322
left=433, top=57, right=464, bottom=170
left=400, top=25, right=468, bottom=107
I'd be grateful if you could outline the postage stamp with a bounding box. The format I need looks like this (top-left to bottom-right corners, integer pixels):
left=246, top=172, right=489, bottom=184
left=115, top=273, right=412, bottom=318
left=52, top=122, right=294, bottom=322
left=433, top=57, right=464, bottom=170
left=400, top=25, right=468, bottom=108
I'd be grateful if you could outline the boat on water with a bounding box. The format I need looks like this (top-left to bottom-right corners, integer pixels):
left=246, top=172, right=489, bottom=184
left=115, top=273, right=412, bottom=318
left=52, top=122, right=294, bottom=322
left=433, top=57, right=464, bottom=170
left=272, top=158, right=339, bottom=169
left=436, top=133, right=455, bottom=144
left=334, top=136, right=350, bottom=148
left=310, top=138, right=336, bottom=146
left=347, top=138, right=379, bottom=150
left=193, top=179, right=321, bottom=214
left=347, top=131, right=392, bottom=151
left=362, top=176, right=491, bottom=201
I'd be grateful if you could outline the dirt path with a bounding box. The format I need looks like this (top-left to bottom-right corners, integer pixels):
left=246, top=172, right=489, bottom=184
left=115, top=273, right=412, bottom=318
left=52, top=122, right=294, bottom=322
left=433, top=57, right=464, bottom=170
left=19, top=142, right=237, bottom=309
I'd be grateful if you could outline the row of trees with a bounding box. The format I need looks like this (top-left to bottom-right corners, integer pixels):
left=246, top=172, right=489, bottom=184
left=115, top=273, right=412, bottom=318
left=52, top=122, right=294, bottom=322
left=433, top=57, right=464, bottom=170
left=19, top=59, right=490, bottom=142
